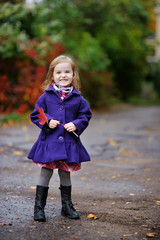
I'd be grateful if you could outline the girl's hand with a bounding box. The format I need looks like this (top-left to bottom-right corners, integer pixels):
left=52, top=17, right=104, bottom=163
left=49, top=119, right=60, bottom=129
left=64, top=122, right=77, bottom=132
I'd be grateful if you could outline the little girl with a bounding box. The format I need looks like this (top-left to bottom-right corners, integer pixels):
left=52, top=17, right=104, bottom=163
left=28, top=55, right=92, bottom=221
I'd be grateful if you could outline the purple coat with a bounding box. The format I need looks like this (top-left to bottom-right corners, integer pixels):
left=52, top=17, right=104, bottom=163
left=28, top=86, right=92, bottom=164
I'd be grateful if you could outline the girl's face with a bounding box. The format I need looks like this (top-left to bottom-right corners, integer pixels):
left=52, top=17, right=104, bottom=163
left=53, top=62, right=73, bottom=87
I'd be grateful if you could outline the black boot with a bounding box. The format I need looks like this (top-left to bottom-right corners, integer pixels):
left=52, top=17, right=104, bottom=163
left=59, top=185, right=80, bottom=219
left=34, top=185, right=49, bottom=222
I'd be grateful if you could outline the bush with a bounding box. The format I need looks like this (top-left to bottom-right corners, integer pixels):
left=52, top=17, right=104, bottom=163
left=0, top=41, right=66, bottom=113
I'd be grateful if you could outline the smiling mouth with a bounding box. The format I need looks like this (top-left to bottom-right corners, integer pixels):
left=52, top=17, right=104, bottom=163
left=60, top=79, right=69, bottom=81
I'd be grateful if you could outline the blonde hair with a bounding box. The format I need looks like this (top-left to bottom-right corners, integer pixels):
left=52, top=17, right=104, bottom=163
left=43, top=55, right=81, bottom=91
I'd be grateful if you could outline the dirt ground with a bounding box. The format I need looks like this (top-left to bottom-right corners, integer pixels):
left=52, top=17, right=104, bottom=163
left=0, top=106, right=160, bottom=240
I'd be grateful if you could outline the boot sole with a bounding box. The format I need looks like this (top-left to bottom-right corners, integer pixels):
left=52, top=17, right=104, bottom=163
left=61, top=211, right=80, bottom=219
left=34, top=217, right=46, bottom=222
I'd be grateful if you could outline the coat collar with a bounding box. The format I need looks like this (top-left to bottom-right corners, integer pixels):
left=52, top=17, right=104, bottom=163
left=45, top=85, right=81, bottom=96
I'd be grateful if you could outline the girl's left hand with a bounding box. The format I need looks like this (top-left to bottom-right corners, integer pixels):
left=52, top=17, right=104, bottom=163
left=64, top=122, right=77, bottom=132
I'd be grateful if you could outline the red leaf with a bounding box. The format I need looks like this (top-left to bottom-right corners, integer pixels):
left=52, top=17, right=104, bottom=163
left=37, top=106, right=48, bottom=125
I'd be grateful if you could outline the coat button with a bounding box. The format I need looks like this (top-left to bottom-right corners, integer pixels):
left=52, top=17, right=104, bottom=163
left=58, top=136, right=63, bottom=141
left=59, top=105, right=64, bottom=111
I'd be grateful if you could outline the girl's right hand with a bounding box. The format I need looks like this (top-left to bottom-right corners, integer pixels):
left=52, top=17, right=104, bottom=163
left=48, top=119, right=60, bottom=129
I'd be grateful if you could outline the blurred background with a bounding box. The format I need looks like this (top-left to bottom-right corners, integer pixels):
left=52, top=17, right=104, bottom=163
left=0, top=0, right=160, bottom=124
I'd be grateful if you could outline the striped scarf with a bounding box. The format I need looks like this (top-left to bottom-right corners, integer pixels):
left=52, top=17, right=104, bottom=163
left=53, top=83, right=73, bottom=101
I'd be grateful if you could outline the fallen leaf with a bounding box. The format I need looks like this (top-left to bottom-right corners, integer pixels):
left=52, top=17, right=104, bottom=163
left=30, top=186, right=36, bottom=190
left=111, top=176, right=117, bottom=179
left=22, top=126, right=28, bottom=132
left=146, top=232, right=156, bottom=238
left=8, top=230, right=13, bottom=233
left=25, top=137, right=31, bottom=142
left=108, top=139, right=116, bottom=146
left=87, top=213, right=99, bottom=220
left=70, top=236, right=79, bottom=239
left=123, top=150, right=130, bottom=155
left=51, top=235, right=55, bottom=239
left=148, top=137, right=153, bottom=142
left=13, top=151, right=25, bottom=156
left=147, top=128, right=153, bottom=132
left=0, top=223, right=8, bottom=226
left=0, top=147, right=5, bottom=154
left=49, top=197, right=54, bottom=200
left=129, top=193, right=135, bottom=196
left=123, top=234, right=131, bottom=237
left=8, top=142, right=13, bottom=147
left=92, top=203, right=97, bottom=206
left=28, top=225, right=36, bottom=228
left=154, top=200, right=160, bottom=205
left=142, top=225, right=149, bottom=228
left=134, top=216, right=142, bottom=220
left=94, top=145, right=103, bottom=150
left=79, top=177, right=87, bottom=181
left=134, top=232, right=139, bottom=235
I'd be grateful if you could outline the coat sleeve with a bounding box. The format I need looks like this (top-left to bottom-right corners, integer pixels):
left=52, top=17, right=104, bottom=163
left=30, top=93, right=52, bottom=130
left=72, top=97, right=92, bottom=136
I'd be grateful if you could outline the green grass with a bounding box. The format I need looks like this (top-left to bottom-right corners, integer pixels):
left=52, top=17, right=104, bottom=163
left=0, top=112, right=29, bottom=125
left=127, top=97, right=160, bottom=106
